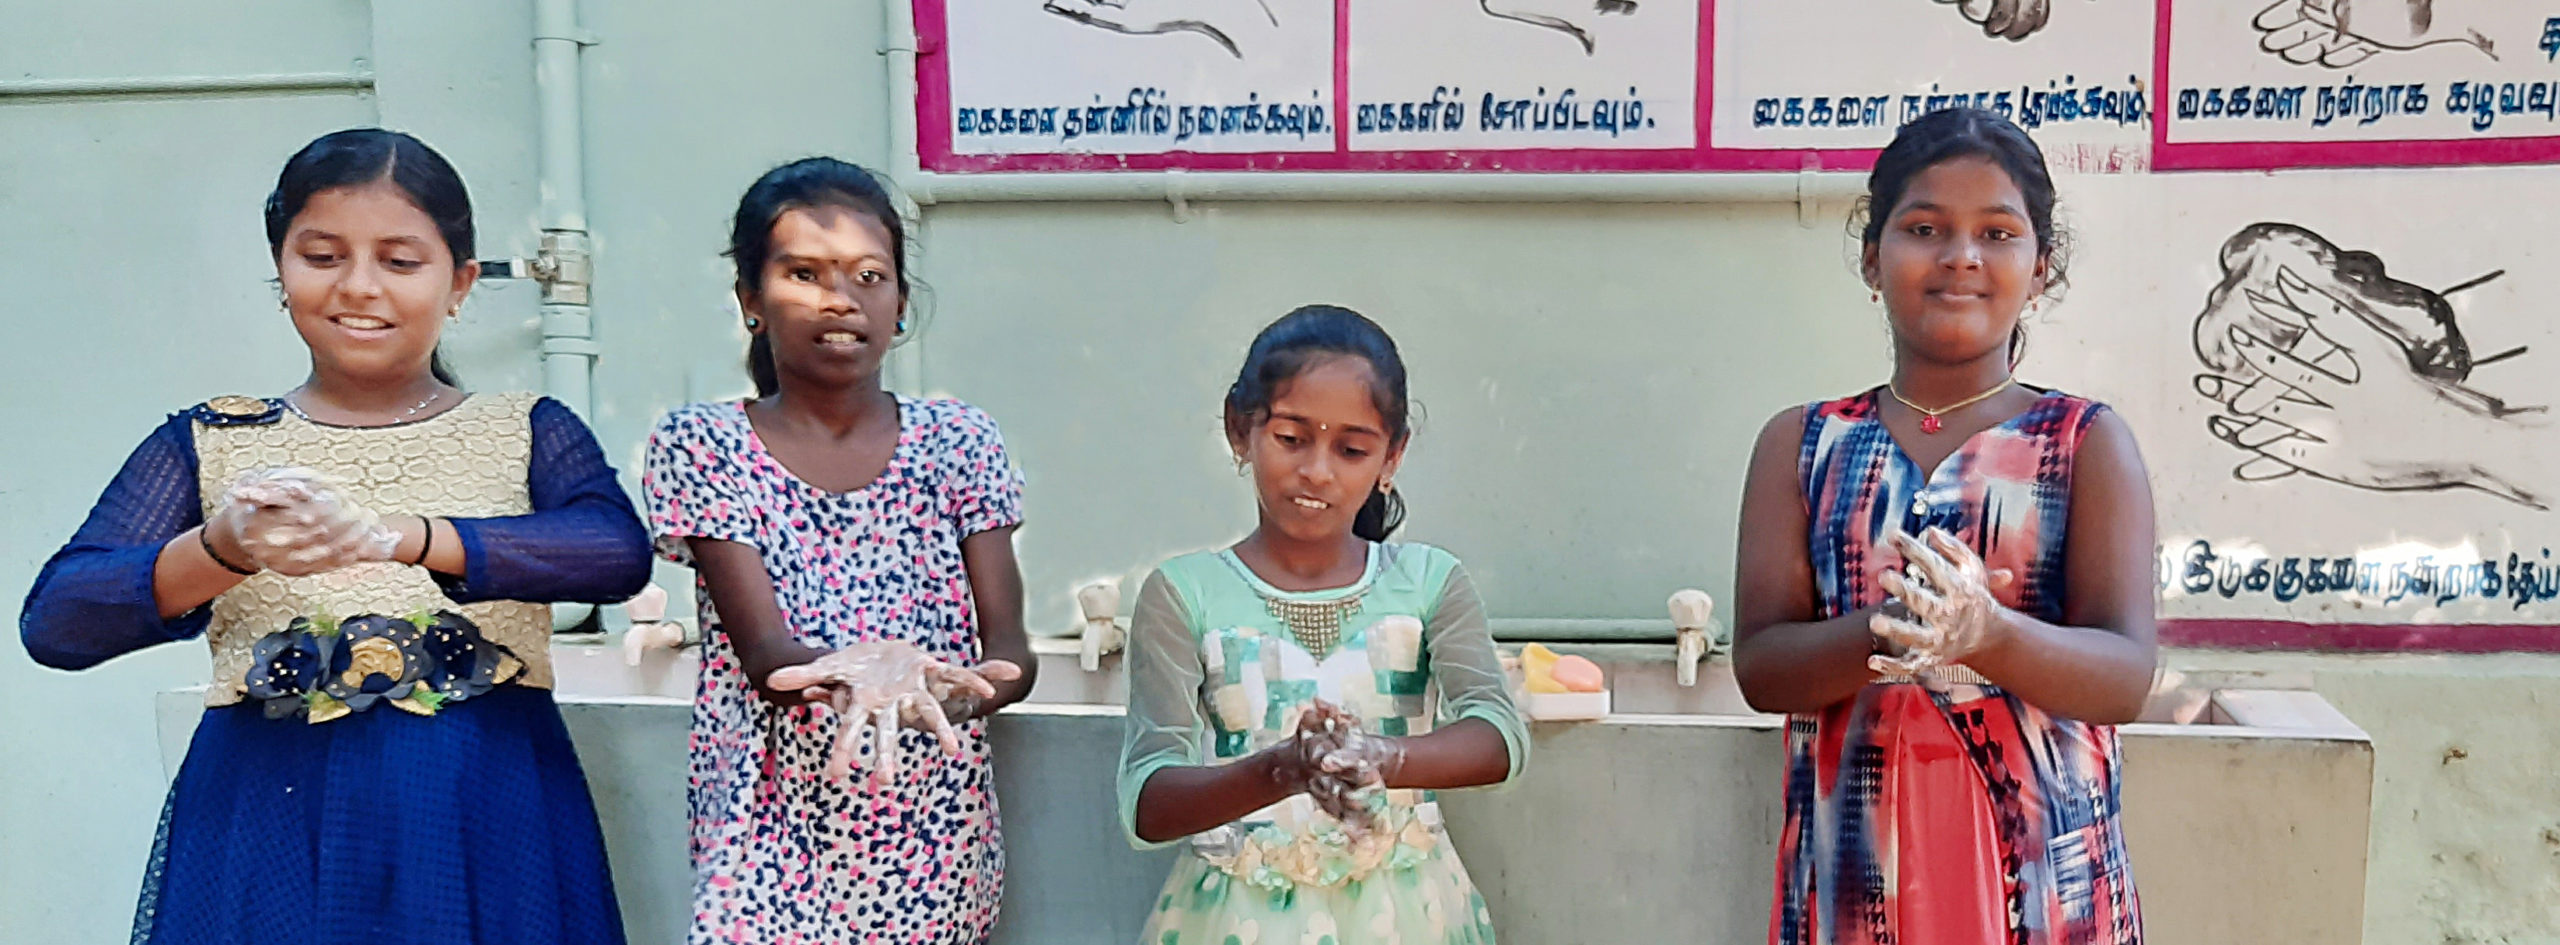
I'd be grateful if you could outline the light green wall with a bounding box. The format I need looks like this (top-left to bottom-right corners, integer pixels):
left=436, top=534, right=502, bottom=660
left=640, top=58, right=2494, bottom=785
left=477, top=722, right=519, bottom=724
left=4, top=2, right=2554, bottom=943
left=906, top=198, right=1878, bottom=633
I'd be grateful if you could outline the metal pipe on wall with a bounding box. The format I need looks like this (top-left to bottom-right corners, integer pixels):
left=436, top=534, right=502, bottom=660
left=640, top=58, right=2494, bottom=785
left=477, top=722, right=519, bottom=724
left=0, top=71, right=374, bottom=99
left=533, top=0, right=597, bottom=417
left=533, top=0, right=602, bottom=631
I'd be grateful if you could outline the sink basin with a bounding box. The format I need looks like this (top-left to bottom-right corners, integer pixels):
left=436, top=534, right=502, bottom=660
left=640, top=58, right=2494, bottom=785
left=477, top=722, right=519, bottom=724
left=566, top=637, right=2267, bottom=729
left=163, top=634, right=2366, bottom=945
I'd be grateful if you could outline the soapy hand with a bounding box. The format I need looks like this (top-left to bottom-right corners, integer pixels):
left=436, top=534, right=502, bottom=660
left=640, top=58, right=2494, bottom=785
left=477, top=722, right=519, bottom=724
left=1272, top=700, right=1404, bottom=838
left=1868, top=528, right=2017, bottom=676
left=215, top=468, right=402, bottom=577
left=766, top=641, right=1020, bottom=785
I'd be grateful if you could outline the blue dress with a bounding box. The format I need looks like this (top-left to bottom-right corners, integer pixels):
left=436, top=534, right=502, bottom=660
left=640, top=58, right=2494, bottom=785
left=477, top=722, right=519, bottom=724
left=20, top=394, right=653, bottom=945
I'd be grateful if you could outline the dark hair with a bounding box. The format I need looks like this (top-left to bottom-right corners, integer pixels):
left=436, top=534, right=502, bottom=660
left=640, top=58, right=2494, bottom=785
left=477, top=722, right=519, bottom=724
left=726, top=157, right=911, bottom=398
left=1852, top=107, right=2069, bottom=362
left=1223, top=305, right=1413, bottom=542
left=264, top=128, right=473, bottom=386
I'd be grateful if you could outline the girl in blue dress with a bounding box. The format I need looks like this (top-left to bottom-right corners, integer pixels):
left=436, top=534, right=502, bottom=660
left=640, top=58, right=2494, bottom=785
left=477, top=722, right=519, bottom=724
left=20, top=128, right=652, bottom=945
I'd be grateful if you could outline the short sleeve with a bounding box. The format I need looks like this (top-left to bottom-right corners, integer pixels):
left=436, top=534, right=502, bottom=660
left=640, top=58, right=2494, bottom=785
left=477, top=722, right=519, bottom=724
left=939, top=403, right=1024, bottom=537
left=1426, top=563, right=1529, bottom=787
left=1117, top=569, right=1208, bottom=850
left=642, top=405, right=760, bottom=566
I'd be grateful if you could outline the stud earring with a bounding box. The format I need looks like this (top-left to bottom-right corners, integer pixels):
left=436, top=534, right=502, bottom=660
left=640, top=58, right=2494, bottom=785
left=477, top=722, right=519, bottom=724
left=745, top=317, right=761, bottom=330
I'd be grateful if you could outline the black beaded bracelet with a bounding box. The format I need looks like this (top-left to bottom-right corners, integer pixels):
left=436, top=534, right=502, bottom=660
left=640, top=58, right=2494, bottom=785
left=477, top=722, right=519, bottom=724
left=200, top=527, right=257, bottom=576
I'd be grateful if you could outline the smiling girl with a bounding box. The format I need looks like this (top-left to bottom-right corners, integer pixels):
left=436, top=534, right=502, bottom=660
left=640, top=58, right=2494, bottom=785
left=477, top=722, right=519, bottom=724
left=1731, top=108, right=2158, bottom=945
left=21, top=127, right=653, bottom=945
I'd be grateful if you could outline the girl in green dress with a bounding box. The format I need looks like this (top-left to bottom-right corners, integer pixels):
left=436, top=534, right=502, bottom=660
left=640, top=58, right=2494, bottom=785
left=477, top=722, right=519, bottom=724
left=1119, top=305, right=1529, bottom=945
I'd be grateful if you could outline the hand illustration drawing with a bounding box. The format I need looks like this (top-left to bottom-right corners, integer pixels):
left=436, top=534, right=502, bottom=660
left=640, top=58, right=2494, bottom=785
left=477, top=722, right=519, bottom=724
left=2193, top=223, right=2547, bottom=509
left=1932, top=0, right=2055, bottom=42
left=2252, top=0, right=2496, bottom=68
left=1479, top=0, right=1640, bottom=55
left=1042, top=0, right=1281, bottom=58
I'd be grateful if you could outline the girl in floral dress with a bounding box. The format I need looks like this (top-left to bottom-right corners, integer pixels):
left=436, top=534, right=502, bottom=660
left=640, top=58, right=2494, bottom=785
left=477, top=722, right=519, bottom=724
left=644, top=157, right=1034, bottom=945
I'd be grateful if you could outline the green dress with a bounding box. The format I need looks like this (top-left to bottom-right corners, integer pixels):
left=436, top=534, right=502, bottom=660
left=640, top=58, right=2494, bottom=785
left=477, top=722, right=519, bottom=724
left=1118, top=543, right=1530, bottom=945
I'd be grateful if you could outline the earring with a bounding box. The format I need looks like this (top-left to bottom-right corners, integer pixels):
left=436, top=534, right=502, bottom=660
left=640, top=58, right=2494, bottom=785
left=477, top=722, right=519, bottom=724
left=745, top=317, right=761, bottom=330
left=1234, top=457, right=1249, bottom=477
left=1380, top=479, right=1395, bottom=494
left=447, top=304, right=460, bottom=319
left=1870, top=290, right=1880, bottom=304
left=897, top=319, right=908, bottom=334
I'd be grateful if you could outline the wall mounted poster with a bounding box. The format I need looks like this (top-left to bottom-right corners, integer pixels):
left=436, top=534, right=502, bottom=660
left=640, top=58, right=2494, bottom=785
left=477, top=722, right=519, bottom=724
left=1710, top=0, right=2156, bottom=172
left=2157, top=0, right=2560, bottom=168
left=918, top=1, right=2560, bottom=172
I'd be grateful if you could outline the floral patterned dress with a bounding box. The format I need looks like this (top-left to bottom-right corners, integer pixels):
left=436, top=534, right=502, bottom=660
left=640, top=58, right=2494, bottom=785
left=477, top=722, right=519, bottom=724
left=644, top=396, right=1023, bottom=945
left=1119, top=542, right=1530, bottom=945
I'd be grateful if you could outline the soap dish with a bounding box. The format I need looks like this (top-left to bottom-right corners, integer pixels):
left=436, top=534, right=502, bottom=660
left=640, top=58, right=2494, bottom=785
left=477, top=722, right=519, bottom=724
left=1524, top=690, right=1610, bottom=721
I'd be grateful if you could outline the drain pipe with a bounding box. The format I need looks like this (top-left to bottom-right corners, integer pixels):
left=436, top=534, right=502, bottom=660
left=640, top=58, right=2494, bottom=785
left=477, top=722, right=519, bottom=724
left=532, top=0, right=597, bottom=416
left=874, top=1, right=1858, bottom=209
left=534, top=0, right=602, bottom=632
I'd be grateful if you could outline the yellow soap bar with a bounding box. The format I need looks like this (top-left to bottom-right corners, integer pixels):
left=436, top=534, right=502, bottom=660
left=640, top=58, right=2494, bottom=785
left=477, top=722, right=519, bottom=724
left=1520, top=643, right=1567, bottom=694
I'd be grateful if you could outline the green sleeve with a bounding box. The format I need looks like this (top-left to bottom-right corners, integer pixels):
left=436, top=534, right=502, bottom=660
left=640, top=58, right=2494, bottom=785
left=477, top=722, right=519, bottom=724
left=1426, top=561, right=1529, bottom=786
left=1117, top=569, right=1208, bottom=850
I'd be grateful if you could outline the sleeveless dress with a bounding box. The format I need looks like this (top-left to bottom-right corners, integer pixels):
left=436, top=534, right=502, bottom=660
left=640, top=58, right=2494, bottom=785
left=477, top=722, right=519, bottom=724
left=1771, top=388, right=2143, bottom=945
left=20, top=392, right=654, bottom=945
left=1117, top=542, right=1529, bottom=945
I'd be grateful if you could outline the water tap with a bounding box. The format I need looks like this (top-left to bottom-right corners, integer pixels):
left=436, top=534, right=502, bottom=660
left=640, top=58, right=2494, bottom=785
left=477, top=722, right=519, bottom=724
left=1077, top=579, right=1126, bottom=672
left=1669, top=589, right=1716, bottom=688
left=621, top=583, right=689, bottom=666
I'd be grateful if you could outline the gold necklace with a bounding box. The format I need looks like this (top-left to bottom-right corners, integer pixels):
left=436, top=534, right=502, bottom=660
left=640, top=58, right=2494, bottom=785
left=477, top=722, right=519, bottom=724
left=284, top=385, right=446, bottom=425
left=1888, top=379, right=2013, bottom=434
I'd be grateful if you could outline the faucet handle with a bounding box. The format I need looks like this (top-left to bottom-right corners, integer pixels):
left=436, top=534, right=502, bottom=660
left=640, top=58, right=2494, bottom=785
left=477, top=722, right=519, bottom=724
left=1076, top=579, right=1123, bottom=623
left=625, top=582, right=671, bottom=624
left=1668, top=589, right=1715, bottom=630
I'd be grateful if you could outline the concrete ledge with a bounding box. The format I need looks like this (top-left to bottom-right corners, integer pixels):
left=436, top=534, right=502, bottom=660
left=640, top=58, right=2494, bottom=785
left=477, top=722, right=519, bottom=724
left=153, top=694, right=2372, bottom=944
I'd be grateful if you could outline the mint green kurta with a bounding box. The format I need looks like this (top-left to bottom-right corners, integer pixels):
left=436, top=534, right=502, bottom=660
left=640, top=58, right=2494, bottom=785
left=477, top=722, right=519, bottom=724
left=1118, top=543, right=1528, bottom=945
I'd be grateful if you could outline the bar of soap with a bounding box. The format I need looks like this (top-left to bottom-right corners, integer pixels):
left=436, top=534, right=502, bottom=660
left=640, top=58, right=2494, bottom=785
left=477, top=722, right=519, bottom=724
left=1550, top=655, right=1605, bottom=693
left=1519, top=643, right=1566, bottom=693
